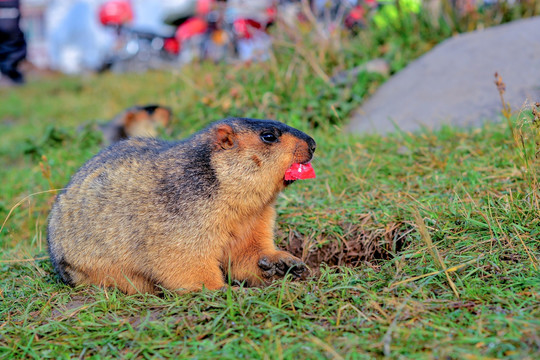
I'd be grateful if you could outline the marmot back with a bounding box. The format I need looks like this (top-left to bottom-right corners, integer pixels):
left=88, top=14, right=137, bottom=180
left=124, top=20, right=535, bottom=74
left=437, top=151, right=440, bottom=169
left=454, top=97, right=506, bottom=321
left=47, top=118, right=316, bottom=294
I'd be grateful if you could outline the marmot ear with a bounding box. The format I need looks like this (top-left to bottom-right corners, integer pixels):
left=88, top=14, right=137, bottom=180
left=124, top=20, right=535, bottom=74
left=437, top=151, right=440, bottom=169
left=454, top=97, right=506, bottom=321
left=153, top=108, right=171, bottom=126
left=215, top=124, right=236, bottom=150
left=122, top=111, right=138, bottom=127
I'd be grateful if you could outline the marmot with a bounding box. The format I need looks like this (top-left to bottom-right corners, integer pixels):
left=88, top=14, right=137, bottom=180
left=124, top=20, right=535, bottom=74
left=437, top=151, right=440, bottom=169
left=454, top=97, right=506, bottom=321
left=98, top=104, right=172, bottom=144
left=47, top=118, right=316, bottom=294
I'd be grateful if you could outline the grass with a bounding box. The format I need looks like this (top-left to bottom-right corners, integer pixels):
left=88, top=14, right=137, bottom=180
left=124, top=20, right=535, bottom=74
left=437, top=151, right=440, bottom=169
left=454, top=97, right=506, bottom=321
left=1, top=3, right=540, bottom=359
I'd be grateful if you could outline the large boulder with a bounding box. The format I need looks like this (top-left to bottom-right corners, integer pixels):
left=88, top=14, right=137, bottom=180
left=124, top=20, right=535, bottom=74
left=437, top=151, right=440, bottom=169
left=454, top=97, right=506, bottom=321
left=348, top=16, right=540, bottom=134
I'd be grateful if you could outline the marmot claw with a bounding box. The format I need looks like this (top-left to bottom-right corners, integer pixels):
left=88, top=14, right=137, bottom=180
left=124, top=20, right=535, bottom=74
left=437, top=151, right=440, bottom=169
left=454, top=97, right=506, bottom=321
left=258, top=255, right=307, bottom=280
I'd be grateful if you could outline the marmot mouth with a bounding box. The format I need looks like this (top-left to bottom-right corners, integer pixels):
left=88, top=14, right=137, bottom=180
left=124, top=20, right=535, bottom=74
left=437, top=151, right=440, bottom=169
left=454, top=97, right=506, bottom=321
left=284, top=179, right=296, bottom=186
left=284, top=162, right=316, bottom=182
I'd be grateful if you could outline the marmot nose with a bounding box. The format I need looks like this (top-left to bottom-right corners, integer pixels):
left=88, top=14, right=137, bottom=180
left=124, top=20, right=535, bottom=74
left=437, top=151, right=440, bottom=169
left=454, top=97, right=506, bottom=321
left=307, top=137, right=316, bottom=155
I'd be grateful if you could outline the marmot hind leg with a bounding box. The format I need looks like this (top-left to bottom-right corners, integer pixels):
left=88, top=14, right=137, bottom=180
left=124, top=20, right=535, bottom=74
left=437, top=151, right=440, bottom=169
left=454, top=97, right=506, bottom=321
left=155, top=259, right=226, bottom=292
left=51, top=256, right=157, bottom=295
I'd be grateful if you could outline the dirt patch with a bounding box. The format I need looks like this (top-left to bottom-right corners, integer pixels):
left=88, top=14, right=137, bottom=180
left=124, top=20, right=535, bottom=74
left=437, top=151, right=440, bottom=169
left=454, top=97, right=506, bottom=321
left=50, top=295, right=95, bottom=319
left=282, top=221, right=412, bottom=272
left=125, top=308, right=161, bottom=329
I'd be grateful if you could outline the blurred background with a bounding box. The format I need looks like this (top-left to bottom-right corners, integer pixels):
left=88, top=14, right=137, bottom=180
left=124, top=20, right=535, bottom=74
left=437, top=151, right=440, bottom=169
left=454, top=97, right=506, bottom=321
left=14, top=0, right=539, bottom=75
left=1, top=3, right=539, bottom=357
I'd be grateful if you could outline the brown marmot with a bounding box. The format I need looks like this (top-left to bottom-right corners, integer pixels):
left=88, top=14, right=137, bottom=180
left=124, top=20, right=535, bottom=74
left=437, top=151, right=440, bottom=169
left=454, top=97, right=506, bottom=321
left=47, top=117, right=316, bottom=294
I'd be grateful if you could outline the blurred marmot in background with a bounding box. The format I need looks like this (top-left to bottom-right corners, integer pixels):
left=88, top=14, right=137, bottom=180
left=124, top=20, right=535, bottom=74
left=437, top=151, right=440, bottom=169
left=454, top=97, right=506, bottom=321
left=98, top=104, right=172, bottom=144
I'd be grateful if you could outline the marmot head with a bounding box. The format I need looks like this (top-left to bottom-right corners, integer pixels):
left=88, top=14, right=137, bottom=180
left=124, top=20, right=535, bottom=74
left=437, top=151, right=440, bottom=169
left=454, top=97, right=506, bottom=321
left=209, top=118, right=316, bottom=196
left=122, top=105, right=172, bottom=138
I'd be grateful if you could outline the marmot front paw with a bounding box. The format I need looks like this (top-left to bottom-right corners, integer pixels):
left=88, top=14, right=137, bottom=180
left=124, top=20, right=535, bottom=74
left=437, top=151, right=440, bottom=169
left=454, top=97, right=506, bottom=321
left=258, top=252, right=308, bottom=280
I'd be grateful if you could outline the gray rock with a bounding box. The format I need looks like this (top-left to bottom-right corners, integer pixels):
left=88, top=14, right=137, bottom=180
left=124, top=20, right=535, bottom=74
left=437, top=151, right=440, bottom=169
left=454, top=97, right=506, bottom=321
left=348, top=16, right=540, bottom=134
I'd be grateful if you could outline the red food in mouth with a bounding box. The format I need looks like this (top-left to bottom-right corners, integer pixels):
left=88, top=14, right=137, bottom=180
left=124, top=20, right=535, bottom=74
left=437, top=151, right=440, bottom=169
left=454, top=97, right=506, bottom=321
left=284, top=162, right=316, bottom=181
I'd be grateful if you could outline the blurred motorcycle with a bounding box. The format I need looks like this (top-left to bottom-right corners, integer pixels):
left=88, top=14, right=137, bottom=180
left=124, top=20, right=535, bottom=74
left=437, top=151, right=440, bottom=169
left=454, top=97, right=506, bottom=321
left=98, top=0, right=180, bottom=72
left=172, top=0, right=276, bottom=63
left=98, top=0, right=275, bottom=72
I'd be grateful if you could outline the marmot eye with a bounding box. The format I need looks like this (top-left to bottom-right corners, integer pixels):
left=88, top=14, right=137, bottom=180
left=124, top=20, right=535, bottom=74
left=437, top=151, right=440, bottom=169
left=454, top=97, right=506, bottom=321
left=260, top=132, right=278, bottom=144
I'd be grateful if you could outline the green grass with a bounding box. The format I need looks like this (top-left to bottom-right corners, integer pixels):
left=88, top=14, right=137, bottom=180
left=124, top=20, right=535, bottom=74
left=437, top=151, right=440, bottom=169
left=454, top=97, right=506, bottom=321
left=1, top=6, right=540, bottom=359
